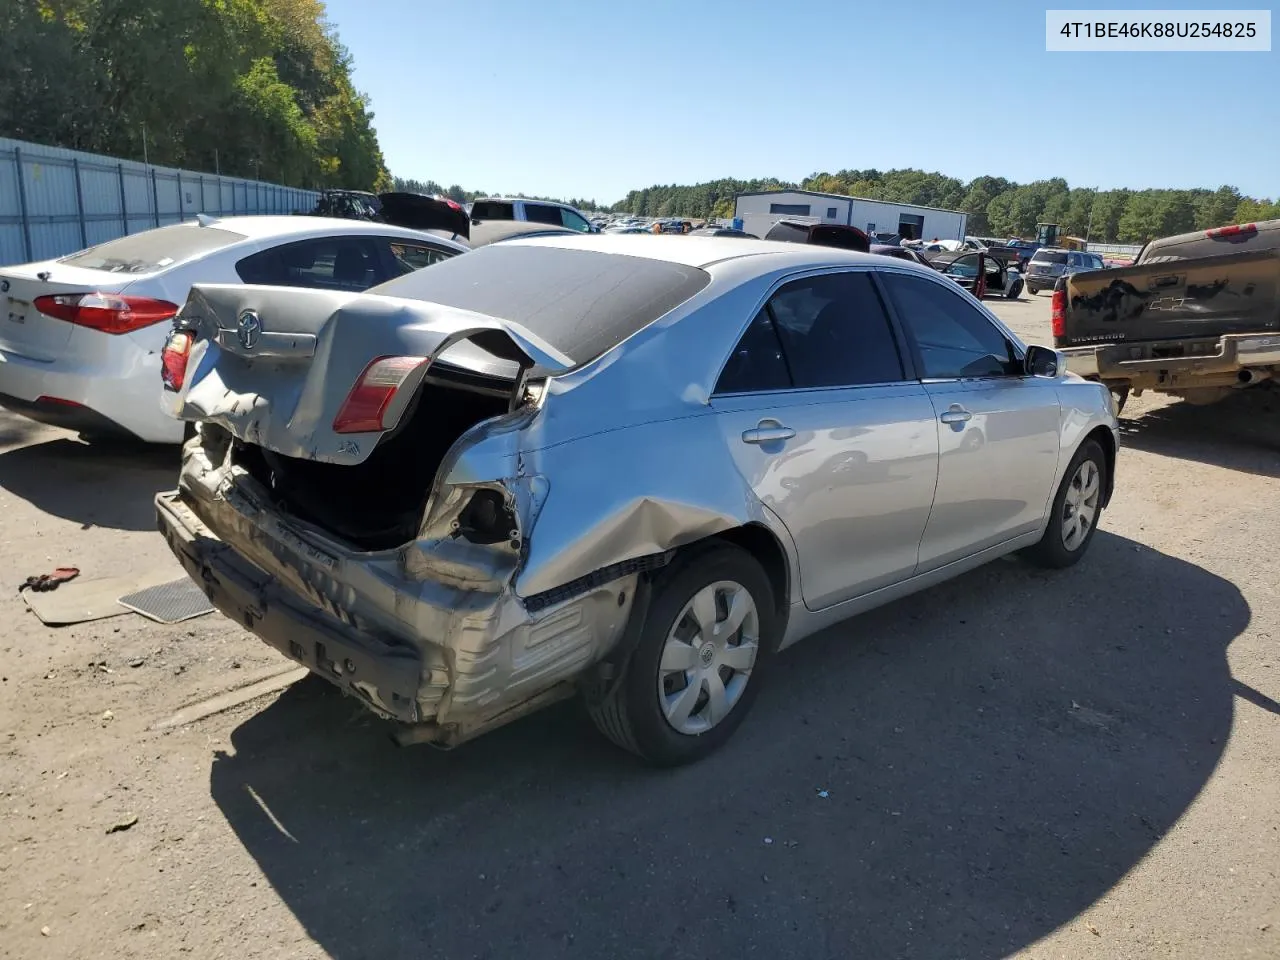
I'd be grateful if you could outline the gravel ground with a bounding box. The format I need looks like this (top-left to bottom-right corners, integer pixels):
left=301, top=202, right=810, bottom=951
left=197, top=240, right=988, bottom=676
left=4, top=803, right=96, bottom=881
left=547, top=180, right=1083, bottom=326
left=0, top=293, right=1277, bottom=960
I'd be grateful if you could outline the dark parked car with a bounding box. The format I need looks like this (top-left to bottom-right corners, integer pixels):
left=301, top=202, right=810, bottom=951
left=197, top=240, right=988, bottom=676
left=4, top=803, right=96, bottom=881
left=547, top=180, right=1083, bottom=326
left=1025, top=248, right=1105, bottom=295
left=765, top=219, right=870, bottom=252
left=689, top=227, right=758, bottom=238
left=311, top=190, right=471, bottom=241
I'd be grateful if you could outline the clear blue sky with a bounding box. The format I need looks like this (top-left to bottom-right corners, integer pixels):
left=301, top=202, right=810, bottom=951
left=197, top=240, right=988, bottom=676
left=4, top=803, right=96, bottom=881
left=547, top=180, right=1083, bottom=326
left=324, top=0, right=1277, bottom=203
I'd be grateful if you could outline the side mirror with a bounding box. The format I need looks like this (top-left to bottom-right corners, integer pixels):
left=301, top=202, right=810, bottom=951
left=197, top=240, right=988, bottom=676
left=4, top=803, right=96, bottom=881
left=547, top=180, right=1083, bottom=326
left=1025, top=344, right=1060, bottom=378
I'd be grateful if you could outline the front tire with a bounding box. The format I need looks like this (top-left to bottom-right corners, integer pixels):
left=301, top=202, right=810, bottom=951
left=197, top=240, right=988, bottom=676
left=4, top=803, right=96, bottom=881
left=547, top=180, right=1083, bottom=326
left=1027, top=286, right=1039, bottom=296
left=1023, top=439, right=1106, bottom=569
left=1008, top=279, right=1023, bottom=300
left=587, top=543, right=779, bottom=765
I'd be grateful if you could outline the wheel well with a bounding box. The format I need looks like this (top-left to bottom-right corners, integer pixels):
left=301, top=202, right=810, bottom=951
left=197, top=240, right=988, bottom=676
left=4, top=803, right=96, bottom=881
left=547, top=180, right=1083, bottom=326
left=1085, top=425, right=1117, bottom=507
left=701, top=524, right=791, bottom=622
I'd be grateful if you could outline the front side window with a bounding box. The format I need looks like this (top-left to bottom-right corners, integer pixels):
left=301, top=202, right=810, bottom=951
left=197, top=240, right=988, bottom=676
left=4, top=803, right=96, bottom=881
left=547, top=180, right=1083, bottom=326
left=560, top=208, right=592, bottom=232
left=762, top=272, right=905, bottom=389
left=881, top=273, right=1018, bottom=380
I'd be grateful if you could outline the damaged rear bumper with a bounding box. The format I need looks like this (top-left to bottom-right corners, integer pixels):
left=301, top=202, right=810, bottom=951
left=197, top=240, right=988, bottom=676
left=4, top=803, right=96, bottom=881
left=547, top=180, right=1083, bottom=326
left=157, top=492, right=425, bottom=722
left=154, top=438, right=641, bottom=744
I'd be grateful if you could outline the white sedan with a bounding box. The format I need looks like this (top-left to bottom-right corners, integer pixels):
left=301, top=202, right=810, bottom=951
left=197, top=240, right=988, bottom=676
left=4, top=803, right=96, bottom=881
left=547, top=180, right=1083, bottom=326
left=0, top=216, right=467, bottom=443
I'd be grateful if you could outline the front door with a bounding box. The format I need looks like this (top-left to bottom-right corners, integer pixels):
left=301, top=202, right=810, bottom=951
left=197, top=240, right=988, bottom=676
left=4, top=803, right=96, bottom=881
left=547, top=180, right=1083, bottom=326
left=711, top=271, right=940, bottom=609
left=879, top=271, right=1062, bottom=571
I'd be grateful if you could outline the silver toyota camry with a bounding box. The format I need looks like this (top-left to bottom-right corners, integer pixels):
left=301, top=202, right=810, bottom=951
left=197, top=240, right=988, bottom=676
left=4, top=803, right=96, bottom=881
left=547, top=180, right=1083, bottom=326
left=156, top=234, right=1119, bottom=765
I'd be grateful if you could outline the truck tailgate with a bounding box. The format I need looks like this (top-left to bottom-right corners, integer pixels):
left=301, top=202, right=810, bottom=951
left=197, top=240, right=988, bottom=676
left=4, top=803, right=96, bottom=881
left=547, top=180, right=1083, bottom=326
left=1056, top=249, right=1280, bottom=347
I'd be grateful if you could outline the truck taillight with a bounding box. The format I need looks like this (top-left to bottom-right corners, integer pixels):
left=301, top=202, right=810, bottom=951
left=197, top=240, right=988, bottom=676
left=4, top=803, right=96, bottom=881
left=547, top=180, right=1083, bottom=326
left=1206, top=223, right=1257, bottom=238
left=332, top=355, right=428, bottom=434
left=34, top=293, right=178, bottom=335
left=161, top=330, right=195, bottom=392
left=1051, top=288, right=1066, bottom=339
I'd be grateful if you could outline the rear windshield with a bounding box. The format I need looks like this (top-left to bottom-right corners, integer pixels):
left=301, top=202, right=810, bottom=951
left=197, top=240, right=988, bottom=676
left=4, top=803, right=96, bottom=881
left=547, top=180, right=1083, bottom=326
left=369, top=245, right=711, bottom=365
left=59, top=223, right=246, bottom=274
left=1032, top=250, right=1068, bottom=264
left=1138, top=219, right=1280, bottom=264
left=470, top=201, right=516, bottom=220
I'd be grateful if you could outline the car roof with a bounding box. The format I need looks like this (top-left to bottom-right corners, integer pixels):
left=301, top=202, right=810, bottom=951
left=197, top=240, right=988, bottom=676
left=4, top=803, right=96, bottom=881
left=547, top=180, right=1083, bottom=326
left=180, top=215, right=468, bottom=247
left=496, top=232, right=921, bottom=273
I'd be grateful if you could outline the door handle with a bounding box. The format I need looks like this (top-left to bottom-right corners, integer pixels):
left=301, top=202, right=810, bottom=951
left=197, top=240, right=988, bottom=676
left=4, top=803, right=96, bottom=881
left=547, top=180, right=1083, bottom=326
left=939, top=406, right=972, bottom=425
left=741, top=420, right=796, bottom=444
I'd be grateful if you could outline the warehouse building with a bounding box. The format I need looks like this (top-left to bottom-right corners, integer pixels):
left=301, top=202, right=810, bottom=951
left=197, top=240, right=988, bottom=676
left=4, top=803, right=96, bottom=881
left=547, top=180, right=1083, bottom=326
left=734, top=189, right=967, bottom=243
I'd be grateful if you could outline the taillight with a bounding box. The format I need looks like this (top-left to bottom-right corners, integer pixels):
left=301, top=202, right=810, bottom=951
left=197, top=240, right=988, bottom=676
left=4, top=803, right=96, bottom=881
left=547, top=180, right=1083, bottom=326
left=161, top=330, right=195, bottom=392
left=1206, top=223, right=1256, bottom=238
left=1051, top=288, right=1066, bottom=339
left=34, top=293, right=178, bottom=335
left=332, top=355, right=428, bottom=434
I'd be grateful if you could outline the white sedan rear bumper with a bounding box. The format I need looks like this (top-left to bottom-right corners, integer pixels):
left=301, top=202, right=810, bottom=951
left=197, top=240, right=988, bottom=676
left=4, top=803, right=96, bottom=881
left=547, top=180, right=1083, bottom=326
left=0, top=332, right=183, bottom=443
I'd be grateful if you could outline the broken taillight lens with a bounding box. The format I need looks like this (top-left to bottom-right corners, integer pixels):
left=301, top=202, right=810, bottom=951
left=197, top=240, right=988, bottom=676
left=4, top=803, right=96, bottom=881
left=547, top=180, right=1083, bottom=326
left=161, top=330, right=195, bottom=392
left=332, top=355, right=429, bottom=434
left=34, top=293, right=178, bottom=335
left=1051, top=287, right=1066, bottom=340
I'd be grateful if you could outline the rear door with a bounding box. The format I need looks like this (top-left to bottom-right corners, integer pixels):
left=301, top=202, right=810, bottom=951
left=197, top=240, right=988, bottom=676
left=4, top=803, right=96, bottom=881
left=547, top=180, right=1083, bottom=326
left=880, top=271, right=1061, bottom=570
left=711, top=270, right=939, bottom=609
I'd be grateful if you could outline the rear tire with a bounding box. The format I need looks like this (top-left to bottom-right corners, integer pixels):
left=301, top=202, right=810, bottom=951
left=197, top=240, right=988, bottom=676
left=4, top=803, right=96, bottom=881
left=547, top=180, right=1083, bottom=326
left=1023, top=439, right=1106, bottom=569
left=587, top=543, right=779, bottom=766
left=1008, top=279, right=1023, bottom=300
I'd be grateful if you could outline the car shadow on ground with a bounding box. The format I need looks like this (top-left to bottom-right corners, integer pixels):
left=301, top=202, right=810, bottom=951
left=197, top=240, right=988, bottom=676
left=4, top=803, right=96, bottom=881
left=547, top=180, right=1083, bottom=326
left=209, top=531, right=1246, bottom=960
left=0, top=434, right=178, bottom=531
left=1119, top=388, right=1280, bottom=477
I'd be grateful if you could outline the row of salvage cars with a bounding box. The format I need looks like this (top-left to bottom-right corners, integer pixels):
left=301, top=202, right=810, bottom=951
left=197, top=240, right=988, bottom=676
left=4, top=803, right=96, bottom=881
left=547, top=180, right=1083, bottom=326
left=1, top=200, right=1121, bottom=765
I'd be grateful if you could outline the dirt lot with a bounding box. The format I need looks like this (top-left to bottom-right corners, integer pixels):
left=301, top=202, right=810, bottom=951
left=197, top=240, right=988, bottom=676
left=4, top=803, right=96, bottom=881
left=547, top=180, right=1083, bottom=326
left=1, top=294, right=1277, bottom=960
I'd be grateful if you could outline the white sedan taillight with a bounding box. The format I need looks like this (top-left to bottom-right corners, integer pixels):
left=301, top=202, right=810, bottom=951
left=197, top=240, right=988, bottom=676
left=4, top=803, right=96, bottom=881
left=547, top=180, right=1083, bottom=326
left=34, top=292, right=178, bottom=335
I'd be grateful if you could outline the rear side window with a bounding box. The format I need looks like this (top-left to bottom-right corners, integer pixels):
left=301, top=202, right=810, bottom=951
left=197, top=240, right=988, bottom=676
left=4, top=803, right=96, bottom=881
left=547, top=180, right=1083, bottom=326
left=236, top=237, right=385, bottom=292
left=59, top=223, right=246, bottom=274
left=470, top=201, right=515, bottom=220
left=767, top=272, right=904, bottom=388
left=715, top=309, right=791, bottom=394
left=524, top=204, right=563, bottom=226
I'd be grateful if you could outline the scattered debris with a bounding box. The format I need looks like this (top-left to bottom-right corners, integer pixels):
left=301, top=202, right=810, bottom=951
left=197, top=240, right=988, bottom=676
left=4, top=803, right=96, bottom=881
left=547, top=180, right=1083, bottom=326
left=763, top=837, right=773, bottom=845
left=1087, top=924, right=1100, bottom=937
left=106, top=814, right=138, bottom=834
left=128, top=658, right=145, bottom=669
left=816, top=789, right=829, bottom=799
left=19, top=567, right=80, bottom=593
left=41, top=925, right=50, bottom=937
left=101, top=710, right=114, bottom=723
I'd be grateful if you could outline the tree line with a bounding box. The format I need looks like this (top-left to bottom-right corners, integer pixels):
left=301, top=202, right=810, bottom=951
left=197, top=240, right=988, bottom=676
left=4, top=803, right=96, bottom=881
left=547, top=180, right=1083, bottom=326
left=614, top=171, right=1280, bottom=243
left=1, top=0, right=388, bottom=190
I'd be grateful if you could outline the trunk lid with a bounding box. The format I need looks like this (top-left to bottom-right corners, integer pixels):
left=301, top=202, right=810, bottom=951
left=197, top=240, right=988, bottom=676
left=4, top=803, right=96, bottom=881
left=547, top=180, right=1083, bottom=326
left=166, top=283, right=572, bottom=464
left=0, top=262, right=134, bottom=361
left=1057, top=248, right=1280, bottom=347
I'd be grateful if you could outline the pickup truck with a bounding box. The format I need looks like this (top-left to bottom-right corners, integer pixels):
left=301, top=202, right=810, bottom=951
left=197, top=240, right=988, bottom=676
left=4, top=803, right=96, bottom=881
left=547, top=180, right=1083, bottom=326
left=1053, top=219, right=1280, bottom=410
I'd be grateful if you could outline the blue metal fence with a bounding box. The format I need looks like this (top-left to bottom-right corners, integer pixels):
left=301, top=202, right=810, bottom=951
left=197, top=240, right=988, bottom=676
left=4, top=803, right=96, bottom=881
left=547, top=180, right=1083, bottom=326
left=0, top=137, right=320, bottom=266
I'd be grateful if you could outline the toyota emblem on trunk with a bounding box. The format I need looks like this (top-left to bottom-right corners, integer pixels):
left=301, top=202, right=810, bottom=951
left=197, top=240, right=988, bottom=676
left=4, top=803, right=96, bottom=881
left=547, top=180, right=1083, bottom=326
left=236, top=310, right=262, bottom=350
